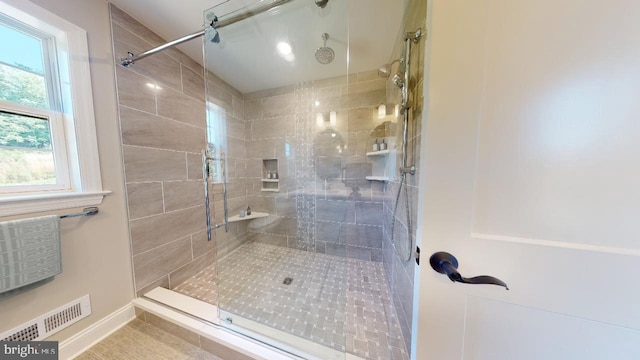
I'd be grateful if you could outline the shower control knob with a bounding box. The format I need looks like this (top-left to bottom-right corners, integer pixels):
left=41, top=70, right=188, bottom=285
left=392, top=74, right=405, bottom=89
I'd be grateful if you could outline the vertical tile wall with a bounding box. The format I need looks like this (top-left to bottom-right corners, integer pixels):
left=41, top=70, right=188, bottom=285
left=242, top=71, right=388, bottom=262
left=109, top=5, right=246, bottom=295
left=381, top=0, right=427, bottom=353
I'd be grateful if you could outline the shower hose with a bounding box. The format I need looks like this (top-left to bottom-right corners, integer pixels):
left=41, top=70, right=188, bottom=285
left=390, top=171, right=413, bottom=262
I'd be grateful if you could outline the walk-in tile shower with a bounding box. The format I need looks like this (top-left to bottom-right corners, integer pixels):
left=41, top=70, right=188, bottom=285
left=112, top=0, right=425, bottom=359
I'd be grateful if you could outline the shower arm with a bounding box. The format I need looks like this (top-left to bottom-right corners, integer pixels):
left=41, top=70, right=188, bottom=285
left=120, top=0, right=294, bottom=67
left=399, top=28, right=422, bottom=175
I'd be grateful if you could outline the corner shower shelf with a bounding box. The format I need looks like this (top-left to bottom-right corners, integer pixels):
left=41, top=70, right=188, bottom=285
left=228, top=212, right=269, bottom=223
left=366, top=140, right=395, bottom=182
left=261, top=179, right=279, bottom=183
left=365, top=149, right=390, bottom=156
left=260, top=188, right=279, bottom=192
left=366, top=176, right=390, bottom=182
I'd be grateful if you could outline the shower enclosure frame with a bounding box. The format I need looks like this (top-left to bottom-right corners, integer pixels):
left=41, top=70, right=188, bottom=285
left=116, top=1, right=418, bottom=359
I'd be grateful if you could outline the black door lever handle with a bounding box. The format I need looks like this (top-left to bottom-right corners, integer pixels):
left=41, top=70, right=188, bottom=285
left=429, top=252, right=509, bottom=290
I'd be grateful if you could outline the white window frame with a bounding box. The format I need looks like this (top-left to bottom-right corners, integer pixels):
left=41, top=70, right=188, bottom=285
left=0, top=0, right=109, bottom=216
left=0, top=101, right=71, bottom=193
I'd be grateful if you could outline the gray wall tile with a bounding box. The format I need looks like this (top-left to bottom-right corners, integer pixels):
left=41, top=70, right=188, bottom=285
left=325, top=243, right=347, bottom=257
left=191, top=229, right=214, bottom=255
left=275, top=197, right=297, bottom=217
left=227, top=116, right=245, bottom=140
left=187, top=153, right=204, bottom=180
left=232, top=96, right=244, bottom=119
left=345, top=224, right=382, bottom=249
left=163, top=180, right=203, bottom=212
left=207, top=80, right=233, bottom=114
left=133, top=236, right=192, bottom=290
left=243, top=99, right=262, bottom=120
left=226, top=137, right=246, bottom=158
left=262, top=94, right=295, bottom=118
left=316, top=199, right=355, bottom=223
left=248, top=232, right=288, bottom=248
left=120, top=106, right=205, bottom=153
left=115, top=66, right=156, bottom=113
left=169, top=250, right=214, bottom=288
left=355, top=202, right=383, bottom=226
left=123, top=145, right=187, bottom=182
left=245, top=139, right=276, bottom=158
left=251, top=116, right=295, bottom=139
left=126, top=182, right=164, bottom=219
left=316, top=220, right=345, bottom=245
left=181, top=65, right=205, bottom=102
left=157, top=86, right=206, bottom=128
left=135, top=275, right=169, bottom=298
left=130, top=206, right=205, bottom=255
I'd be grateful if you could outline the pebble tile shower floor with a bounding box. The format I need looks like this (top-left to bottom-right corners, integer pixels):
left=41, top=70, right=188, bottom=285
left=174, top=242, right=409, bottom=360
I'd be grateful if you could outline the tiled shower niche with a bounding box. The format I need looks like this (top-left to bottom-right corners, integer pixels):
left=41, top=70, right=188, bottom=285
left=261, top=158, right=279, bottom=192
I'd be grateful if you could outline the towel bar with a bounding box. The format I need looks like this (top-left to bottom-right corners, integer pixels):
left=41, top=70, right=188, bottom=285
left=60, top=207, right=99, bottom=219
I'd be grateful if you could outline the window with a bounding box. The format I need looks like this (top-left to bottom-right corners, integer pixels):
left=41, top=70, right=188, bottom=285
left=0, top=18, right=69, bottom=192
left=0, top=0, right=107, bottom=216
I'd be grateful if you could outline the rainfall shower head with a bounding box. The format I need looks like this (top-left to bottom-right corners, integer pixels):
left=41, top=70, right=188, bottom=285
left=314, top=0, right=329, bottom=8
left=378, top=59, right=401, bottom=78
left=315, top=33, right=335, bottom=65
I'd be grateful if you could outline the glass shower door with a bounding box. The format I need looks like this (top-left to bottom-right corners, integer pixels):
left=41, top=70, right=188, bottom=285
left=203, top=1, right=349, bottom=359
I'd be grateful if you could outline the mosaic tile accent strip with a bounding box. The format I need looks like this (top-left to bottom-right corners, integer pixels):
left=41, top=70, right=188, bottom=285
left=174, top=242, right=408, bottom=360
left=294, top=83, right=316, bottom=252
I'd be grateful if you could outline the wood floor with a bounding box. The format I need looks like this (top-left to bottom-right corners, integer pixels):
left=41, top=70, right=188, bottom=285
left=75, top=319, right=222, bottom=360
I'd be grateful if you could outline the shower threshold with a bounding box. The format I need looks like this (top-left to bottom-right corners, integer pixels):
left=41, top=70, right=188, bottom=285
left=141, top=287, right=362, bottom=360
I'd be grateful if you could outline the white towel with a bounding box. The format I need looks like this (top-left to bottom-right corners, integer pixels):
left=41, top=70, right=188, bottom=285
left=0, top=215, right=61, bottom=297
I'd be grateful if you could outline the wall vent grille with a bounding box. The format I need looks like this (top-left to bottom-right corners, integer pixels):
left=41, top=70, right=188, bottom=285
left=2, top=324, right=39, bottom=342
left=44, top=302, right=82, bottom=332
left=0, top=295, right=91, bottom=342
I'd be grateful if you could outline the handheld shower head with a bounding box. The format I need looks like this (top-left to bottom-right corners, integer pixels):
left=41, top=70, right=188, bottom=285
left=314, top=0, right=329, bottom=8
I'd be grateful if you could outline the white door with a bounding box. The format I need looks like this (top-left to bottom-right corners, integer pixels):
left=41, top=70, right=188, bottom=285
left=414, top=0, right=640, bottom=359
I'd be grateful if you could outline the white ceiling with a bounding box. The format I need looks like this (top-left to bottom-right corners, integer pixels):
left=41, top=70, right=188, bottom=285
left=109, top=0, right=405, bottom=93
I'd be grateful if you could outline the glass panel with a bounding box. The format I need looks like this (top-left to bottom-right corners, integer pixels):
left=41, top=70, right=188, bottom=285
left=0, top=21, right=49, bottom=109
left=189, top=1, right=412, bottom=359
left=0, top=111, right=55, bottom=186
left=203, top=1, right=350, bottom=358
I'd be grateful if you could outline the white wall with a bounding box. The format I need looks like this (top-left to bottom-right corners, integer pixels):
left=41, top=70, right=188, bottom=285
left=0, top=0, right=134, bottom=342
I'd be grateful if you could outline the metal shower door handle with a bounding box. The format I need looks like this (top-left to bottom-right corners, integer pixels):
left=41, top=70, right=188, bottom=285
left=429, top=252, right=509, bottom=290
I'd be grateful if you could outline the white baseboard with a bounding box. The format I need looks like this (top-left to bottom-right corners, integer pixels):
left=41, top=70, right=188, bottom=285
left=59, top=303, right=136, bottom=360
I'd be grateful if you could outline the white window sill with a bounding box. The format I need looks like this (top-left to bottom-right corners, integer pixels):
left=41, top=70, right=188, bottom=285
left=0, top=190, right=111, bottom=217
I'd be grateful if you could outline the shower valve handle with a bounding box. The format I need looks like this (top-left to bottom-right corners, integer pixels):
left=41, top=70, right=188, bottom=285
left=429, top=252, right=509, bottom=290
left=400, top=165, right=416, bottom=175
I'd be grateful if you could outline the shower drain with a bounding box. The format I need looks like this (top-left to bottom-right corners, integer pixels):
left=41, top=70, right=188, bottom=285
left=283, top=277, right=293, bottom=285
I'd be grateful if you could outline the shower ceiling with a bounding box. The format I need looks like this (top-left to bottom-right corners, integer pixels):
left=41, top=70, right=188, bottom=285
left=108, top=0, right=405, bottom=93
